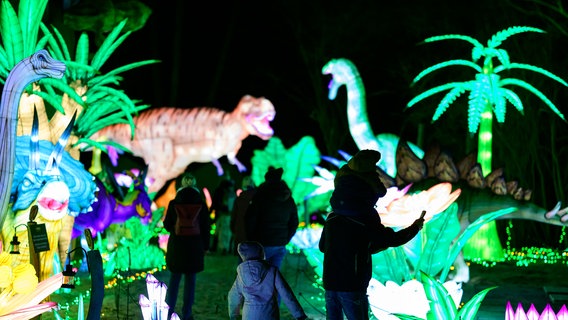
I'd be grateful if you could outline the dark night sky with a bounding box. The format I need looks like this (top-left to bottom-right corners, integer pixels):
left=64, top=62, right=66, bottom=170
left=98, top=0, right=568, bottom=186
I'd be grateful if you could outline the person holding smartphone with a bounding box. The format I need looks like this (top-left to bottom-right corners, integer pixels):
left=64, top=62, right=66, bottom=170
left=318, top=149, right=425, bottom=320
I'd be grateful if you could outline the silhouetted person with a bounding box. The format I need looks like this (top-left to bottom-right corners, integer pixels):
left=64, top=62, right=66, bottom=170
left=210, top=177, right=236, bottom=254
left=245, top=167, right=298, bottom=269
left=319, top=150, right=424, bottom=320
left=228, top=241, right=308, bottom=320
left=164, top=172, right=211, bottom=320
left=231, top=175, right=256, bottom=261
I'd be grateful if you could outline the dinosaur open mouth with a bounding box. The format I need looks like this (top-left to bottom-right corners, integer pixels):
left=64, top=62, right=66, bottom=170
left=36, top=180, right=70, bottom=221
left=250, top=113, right=275, bottom=139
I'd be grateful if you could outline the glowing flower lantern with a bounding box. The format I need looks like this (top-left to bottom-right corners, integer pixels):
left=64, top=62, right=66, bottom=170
left=380, top=182, right=461, bottom=227
left=0, top=253, right=62, bottom=319
left=368, top=277, right=463, bottom=319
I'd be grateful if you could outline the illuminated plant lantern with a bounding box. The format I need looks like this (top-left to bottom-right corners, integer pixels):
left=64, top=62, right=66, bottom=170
left=505, top=301, right=568, bottom=319
left=139, top=273, right=179, bottom=320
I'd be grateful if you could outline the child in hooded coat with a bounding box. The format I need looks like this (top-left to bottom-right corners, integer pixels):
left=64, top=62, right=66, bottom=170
left=228, top=241, right=308, bottom=320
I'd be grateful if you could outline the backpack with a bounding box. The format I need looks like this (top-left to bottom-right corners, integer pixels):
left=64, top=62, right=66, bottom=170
left=174, top=203, right=202, bottom=236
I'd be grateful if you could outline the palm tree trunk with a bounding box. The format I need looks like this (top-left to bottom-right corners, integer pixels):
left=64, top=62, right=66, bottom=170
left=465, top=102, right=505, bottom=261
left=477, top=103, right=493, bottom=176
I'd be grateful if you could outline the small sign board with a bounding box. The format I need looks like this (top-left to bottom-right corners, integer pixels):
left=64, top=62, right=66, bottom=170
left=29, top=223, right=50, bottom=252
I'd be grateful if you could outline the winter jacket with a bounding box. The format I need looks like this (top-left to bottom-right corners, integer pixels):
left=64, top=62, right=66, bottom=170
left=163, top=186, right=210, bottom=273
left=231, top=187, right=256, bottom=246
left=319, top=167, right=421, bottom=292
left=245, top=180, right=298, bottom=247
left=228, top=241, right=307, bottom=320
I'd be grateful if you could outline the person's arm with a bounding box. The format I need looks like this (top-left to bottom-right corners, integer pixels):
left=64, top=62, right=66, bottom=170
left=318, top=225, right=326, bottom=253
left=368, top=212, right=423, bottom=253
left=227, top=277, right=244, bottom=320
left=274, top=269, right=307, bottom=320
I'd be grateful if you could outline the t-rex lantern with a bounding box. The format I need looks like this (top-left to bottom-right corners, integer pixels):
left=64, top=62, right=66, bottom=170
left=90, top=95, right=275, bottom=193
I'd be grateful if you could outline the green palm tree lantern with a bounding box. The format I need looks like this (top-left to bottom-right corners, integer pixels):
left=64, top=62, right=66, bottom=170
left=407, top=26, right=567, bottom=176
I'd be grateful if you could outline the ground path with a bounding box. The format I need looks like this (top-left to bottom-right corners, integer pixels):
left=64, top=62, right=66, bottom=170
left=42, top=251, right=567, bottom=319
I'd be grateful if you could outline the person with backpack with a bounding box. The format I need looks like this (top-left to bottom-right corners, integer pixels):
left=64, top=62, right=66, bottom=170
left=228, top=241, right=308, bottom=320
left=163, top=172, right=211, bottom=320
left=244, top=167, right=298, bottom=269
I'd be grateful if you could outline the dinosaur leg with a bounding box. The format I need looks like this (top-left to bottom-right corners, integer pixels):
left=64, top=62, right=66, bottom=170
left=211, top=158, right=224, bottom=176
left=226, top=153, right=247, bottom=173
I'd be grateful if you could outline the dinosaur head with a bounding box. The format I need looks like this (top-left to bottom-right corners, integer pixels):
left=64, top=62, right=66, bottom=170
left=322, top=58, right=360, bottom=100
left=238, top=95, right=275, bottom=140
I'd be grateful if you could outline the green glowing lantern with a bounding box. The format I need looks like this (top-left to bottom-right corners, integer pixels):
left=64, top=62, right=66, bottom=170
left=408, top=26, right=567, bottom=176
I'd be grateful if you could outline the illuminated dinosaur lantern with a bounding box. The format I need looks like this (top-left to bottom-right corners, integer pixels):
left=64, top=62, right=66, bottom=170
left=72, top=176, right=151, bottom=238
left=0, top=51, right=97, bottom=281
left=0, top=50, right=66, bottom=231
left=2, top=107, right=97, bottom=281
left=320, top=58, right=568, bottom=282
left=321, top=57, right=568, bottom=223
left=322, top=58, right=424, bottom=177
left=90, top=95, right=275, bottom=193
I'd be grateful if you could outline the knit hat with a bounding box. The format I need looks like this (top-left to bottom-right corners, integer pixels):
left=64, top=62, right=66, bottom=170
left=347, top=149, right=381, bottom=173
left=264, top=166, right=283, bottom=182
left=335, top=149, right=386, bottom=196
left=237, top=241, right=265, bottom=261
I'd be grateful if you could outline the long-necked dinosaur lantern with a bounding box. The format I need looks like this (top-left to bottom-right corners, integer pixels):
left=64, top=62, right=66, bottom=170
left=320, top=57, right=568, bottom=283
left=0, top=50, right=97, bottom=282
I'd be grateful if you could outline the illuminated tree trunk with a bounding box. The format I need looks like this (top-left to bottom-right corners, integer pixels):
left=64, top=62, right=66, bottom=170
left=465, top=101, right=505, bottom=262
left=477, top=102, right=493, bottom=176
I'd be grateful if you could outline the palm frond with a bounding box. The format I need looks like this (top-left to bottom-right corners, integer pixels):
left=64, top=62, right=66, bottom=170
left=74, top=33, right=90, bottom=80
left=50, top=25, right=72, bottom=61
left=493, top=95, right=507, bottom=122
left=434, top=86, right=468, bottom=121
left=18, top=0, right=47, bottom=54
left=487, top=26, right=544, bottom=48
left=88, top=60, right=160, bottom=87
left=495, top=63, right=568, bottom=86
left=35, top=34, right=52, bottom=53
left=38, top=78, right=87, bottom=108
left=422, top=34, right=483, bottom=47
left=1, top=0, right=23, bottom=67
left=407, top=82, right=464, bottom=108
left=501, top=88, right=523, bottom=114
left=499, top=78, right=566, bottom=121
left=412, top=59, right=481, bottom=84
left=40, top=23, right=65, bottom=61
left=467, top=90, right=485, bottom=134
left=75, top=138, right=132, bottom=154
left=90, top=19, right=129, bottom=71
left=492, top=48, right=510, bottom=66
